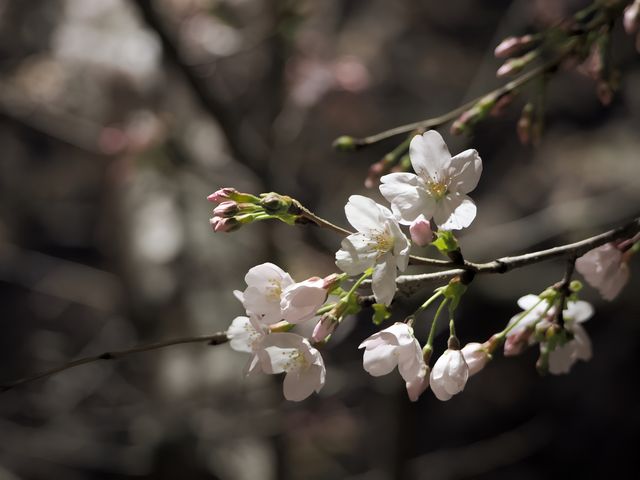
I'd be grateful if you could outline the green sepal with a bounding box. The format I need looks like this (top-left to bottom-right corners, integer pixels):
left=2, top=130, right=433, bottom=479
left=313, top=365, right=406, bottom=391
left=372, top=303, right=391, bottom=325
left=431, top=230, right=459, bottom=254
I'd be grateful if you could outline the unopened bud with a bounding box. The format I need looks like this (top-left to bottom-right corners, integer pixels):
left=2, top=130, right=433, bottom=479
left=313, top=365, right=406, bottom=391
left=332, top=135, right=358, bottom=152
left=494, top=34, right=535, bottom=58
left=207, top=187, right=237, bottom=203
left=490, top=93, right=515, bottom=116
left=409, top=218, right=433, bottom=247
left=569, top=280, right=583, bottom=293
left=213, top=200, right=239, bottom=217
left=260, top=193, right=289, bottom=213
left=209, top=216, right=240, bottom=233
left=447, top=335, right=460, bottom=350
left=312, top=314, right=337, bottom=343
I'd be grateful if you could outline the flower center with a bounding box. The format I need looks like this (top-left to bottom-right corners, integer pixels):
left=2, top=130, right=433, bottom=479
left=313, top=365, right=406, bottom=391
left=427, top=180, right=448, bottom=200
left=266, top=280, right=283, bottom=301
left=372, top=228, right=394, bottom=257
left=283, top=349, right=309, bottom=372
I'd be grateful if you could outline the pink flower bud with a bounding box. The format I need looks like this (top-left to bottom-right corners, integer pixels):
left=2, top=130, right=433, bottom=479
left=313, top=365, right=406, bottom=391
left=213, top=200, right=239, bottom=217
left=494, top=36, right=520, bottom=58
left=207, top=188, right=237, bottom=203
left=624, top=1, right=640, bottom=35
left=409, top=218, right=433, bottom=246
left=503, top=328, right=532, bottom=356
left=494, top=34, right=535, bottom=58
left=311, top=315, right=337, bottom=343
left=209, top=216, right=238, bottom=232
left=496, top=61, right=516, bottom=77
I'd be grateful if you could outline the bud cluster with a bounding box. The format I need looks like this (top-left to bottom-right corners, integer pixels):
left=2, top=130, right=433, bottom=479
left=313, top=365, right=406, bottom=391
left=207, top=188, right=302, bottom=232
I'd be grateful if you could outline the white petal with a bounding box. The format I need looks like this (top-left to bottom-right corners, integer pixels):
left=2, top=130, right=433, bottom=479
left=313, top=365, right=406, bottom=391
left=564, top=300, right=594, bottom=323
left=517, top=294, right=544, bottom=311
left=281, top=278, right=327, bottom=324
left=409, top=130, right=451, bottom=182
left=227, top=316, right=259, bottom=353
left=335, top=234, right=378, bottom=275
left=406, top=364, right=430, bottom=402
left=572, top=324, right=592, bottom=361
left=372, top=254, right=397, bottom=306
left=434, top=194, right=476, bottom=230
left=548, top=343, right=575, bottom=375
left=282, top=364, right=325, bottom=401
left=397, top=339, right=424, bottom=382
left=379, top=173, right=435, bottom=225
left=344, top=195, right=389, bottom=233
left=461, top=342, right=489, bottom=376
left=445, top=149, right=482, bottom=194
left=362, top=344, right=399, bottom=376
left=429, top=373, right=453, bottom=401
left=389, top=221, right=411, bottom=271
left=258, top=332, right=307, bottom=374
left=245, top=262, right=293, bottom=289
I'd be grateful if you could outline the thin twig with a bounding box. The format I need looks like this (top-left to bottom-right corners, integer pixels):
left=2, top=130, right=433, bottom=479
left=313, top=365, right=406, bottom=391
left=297, top=204, right=455, bottom=267
left=342, top=56, right=566, bottom=148
left=0, top=332, right=229, bottom=394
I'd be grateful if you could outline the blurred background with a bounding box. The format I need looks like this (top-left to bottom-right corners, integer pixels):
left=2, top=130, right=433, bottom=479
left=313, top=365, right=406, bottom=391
left=0, top=0, right=639, bottom=478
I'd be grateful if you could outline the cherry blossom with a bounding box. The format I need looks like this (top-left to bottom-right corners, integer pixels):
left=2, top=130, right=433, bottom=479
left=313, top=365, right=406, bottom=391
left=429, top=349, right=469, bottom=401
left=379, top=130, right=482, bottom=230
left=280, top=277, right=328, bottom=324
left=234, top=263, right=294, bottom=324
left=505, top=294, right=593, bottom=338
left=406, top=364, right=430, bottom=402
left=461, top=342, right=490, bottom=376
left=256, top=332, right=326, bottom=401
left=548, top=323, right=592, bottom=375
left=227, top=315, right=269, bottom=354
left=359, top=323, right=425, bottom=388
left=576, top=243, right=630, bottom=300
left=335, top=195, right=410, bottom=305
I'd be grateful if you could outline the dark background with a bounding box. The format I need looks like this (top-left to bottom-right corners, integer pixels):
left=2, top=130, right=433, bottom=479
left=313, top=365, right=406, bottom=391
left=0, top=0, right=639, bottom=479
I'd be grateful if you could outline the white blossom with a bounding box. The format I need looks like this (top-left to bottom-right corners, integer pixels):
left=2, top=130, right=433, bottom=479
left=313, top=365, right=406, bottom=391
left=380, top=130, right=482, bottom=230
left=461, top=342, right=490, bottom=376
left=506, top=294, right=593, bottom=338
left=406, top=364, right=430, bottom=402
left=430, top=349, right=469, bottom=401
left=256, top=332, right=326, bottom=401
left=234, top=263, right=294, bottom=324
left=358, top=323, right=424, bottom=383
left=576, top=243, right=630, bottom=300
left=226, top=315, right=269, bottom=375
left=280, top=277, right=328, bottom=324
left=335, top=195, right=410, bottom=305
left=548, top=324, right=592, bottom=375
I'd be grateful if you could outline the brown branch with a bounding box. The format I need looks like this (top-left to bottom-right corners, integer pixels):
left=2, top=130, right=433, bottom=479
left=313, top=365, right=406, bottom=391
left=396, top=216, right=640, bottom=293
left=0, top=332, right=229, bottom=394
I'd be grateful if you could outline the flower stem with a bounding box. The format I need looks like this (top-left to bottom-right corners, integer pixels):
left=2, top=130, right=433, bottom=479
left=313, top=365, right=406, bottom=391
left=426, top=297, right=449, bottom=348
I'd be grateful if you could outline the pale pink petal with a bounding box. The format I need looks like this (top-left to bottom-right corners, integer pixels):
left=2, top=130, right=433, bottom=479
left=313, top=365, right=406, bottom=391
left=564, top=300, right=594, bottom=324
left=409, top=130, right=452, bottom=182
left=344, top=195, right=390, bottom=232
left=397, top=338, right=424, bottom=382
left=371, top=253, right=397, bottom=306
left=571, top=324, right=592, bottom=361
left=434, top=194, right=476, bottom=230
left=379, top=173, right=435, bottom=225
left=335, top=233, right=378, bottom=275
left=281, top=278, right=328, bottom=324
left=227, top=316, right=262, bottom=353
left=445, top=149, right=482, bottom=194
left=461, top=342, right=489, bottom=376
left=282, top=364, right=324, bottom=401
left=363, top=343, right=399, bottom=376
left=548, top=343, right=575, bottom=375
left=406, top=364, right=430, bottom=402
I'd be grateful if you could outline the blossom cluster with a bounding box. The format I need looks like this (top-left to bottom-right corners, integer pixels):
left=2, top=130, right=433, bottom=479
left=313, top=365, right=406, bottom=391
left=210, top=130, right=635, bottom=403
